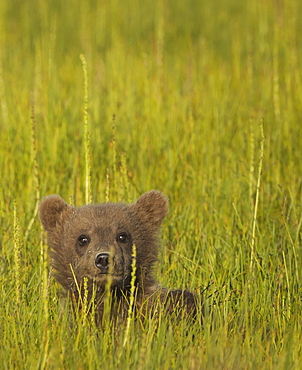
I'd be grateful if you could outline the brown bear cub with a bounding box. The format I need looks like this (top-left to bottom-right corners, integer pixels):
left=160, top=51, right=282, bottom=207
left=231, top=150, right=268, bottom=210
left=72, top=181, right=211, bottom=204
left=39, top=190, right=197, bottom=323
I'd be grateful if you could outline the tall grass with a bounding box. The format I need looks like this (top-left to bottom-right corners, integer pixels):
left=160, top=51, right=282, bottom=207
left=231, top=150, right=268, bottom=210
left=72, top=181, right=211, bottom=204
left=0, top=0, right=302, bottom=368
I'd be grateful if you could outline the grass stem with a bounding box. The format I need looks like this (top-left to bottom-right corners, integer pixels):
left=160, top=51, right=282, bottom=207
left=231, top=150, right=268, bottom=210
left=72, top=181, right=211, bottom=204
left=80, top=53, right=92, bottom=204
left=249, top=119, right=265, bottom=272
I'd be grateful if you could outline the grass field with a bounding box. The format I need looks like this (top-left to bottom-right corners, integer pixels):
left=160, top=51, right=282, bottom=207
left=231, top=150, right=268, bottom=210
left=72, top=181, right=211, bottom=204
left=1, top=0, right=302, bottom=368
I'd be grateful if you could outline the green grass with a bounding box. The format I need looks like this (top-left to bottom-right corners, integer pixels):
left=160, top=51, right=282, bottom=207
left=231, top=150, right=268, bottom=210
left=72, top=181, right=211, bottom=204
left=1, top=0, right=302, bottom=368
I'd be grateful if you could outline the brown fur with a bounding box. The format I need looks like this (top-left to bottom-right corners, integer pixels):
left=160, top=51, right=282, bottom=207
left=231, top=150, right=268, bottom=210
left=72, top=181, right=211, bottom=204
left=39, top=190, right=197, bottom=322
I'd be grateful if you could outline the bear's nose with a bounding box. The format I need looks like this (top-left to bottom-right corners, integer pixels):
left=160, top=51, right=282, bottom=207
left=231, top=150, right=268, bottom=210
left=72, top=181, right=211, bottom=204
left=95, top=253, right=109, bottom=272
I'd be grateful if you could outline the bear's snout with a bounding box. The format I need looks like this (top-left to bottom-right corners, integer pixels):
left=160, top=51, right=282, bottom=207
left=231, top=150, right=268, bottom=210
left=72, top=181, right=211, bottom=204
left=95, top=253, right=110, bottom=273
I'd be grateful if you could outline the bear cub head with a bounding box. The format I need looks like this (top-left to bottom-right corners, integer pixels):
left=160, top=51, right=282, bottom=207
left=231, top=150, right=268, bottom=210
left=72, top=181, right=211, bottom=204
left=39, top=190, right=168, bottom=296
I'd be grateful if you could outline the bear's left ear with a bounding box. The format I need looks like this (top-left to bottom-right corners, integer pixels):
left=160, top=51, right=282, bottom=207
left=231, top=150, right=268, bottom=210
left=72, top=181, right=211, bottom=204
left=39, top=195, right=71, bottom=232
left=131, top=190, right=169, bottom=228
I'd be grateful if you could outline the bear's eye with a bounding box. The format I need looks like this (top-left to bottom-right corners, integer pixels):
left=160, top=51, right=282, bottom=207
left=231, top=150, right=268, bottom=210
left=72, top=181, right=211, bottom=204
left=117, top=232, right=128, bottom=243
left=78, top=235, right=90, bottom=247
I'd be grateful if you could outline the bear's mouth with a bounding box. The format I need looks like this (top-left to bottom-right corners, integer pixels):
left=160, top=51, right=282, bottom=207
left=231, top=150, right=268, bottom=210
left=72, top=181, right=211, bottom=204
left=97, top=272, right=124, bottom=276
left=93, top=272, right=126, bottom=288
left=94, top=272, right=125, bottom=279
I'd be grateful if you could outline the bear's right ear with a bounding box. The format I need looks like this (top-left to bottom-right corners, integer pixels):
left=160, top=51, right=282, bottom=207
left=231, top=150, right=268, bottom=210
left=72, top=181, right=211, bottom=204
left=131, top=190, right=169, bottom=228
left=39, top=195, right=71, bottom=231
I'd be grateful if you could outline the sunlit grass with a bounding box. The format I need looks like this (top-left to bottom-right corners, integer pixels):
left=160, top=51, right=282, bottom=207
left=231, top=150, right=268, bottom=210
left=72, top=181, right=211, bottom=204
left=1, top=0, right=302, bottom=368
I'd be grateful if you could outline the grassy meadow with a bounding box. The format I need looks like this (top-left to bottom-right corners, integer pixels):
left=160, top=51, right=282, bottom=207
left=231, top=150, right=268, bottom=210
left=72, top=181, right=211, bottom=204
left=1, top=0, right=302, bottom=368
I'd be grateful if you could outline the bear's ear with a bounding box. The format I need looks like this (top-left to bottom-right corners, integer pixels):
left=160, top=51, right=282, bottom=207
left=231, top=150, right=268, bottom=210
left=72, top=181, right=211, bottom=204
left=39, top=195, right=71, bottom=231
left=131, top=190, right=169, bottom=228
